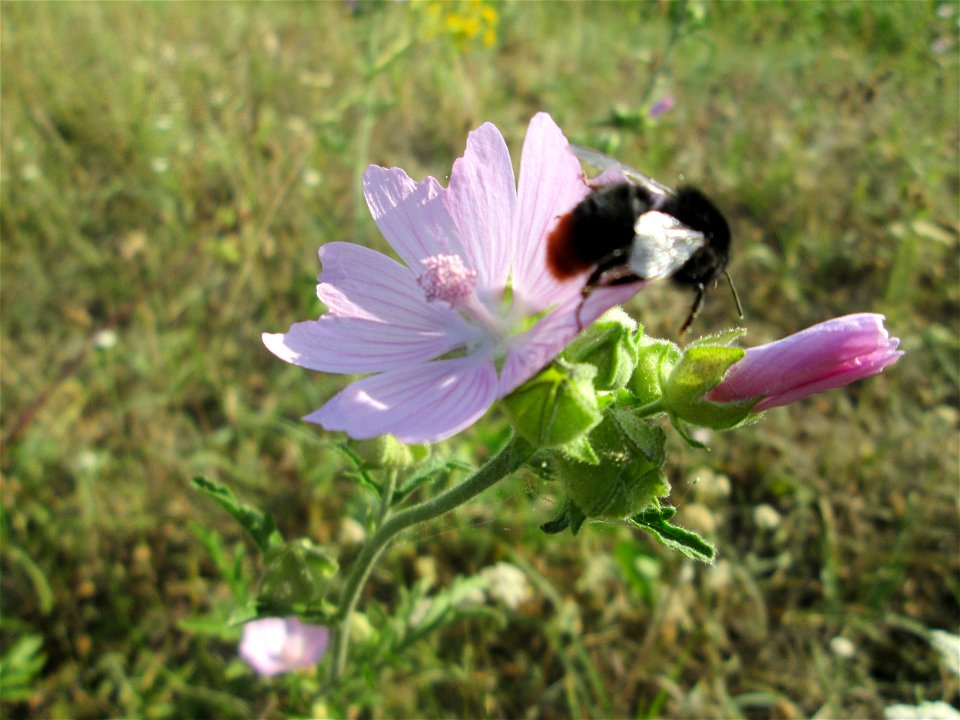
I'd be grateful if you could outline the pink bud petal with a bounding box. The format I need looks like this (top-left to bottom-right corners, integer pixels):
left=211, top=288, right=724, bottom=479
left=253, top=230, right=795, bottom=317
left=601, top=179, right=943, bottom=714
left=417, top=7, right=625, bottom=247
left=707, top=313, right=903, bottom=410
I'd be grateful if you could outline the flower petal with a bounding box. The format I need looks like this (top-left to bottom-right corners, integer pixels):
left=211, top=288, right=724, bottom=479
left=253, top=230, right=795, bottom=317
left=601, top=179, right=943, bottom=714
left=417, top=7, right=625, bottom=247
left=239, top=617, right=330, bottom=677
left=499, top=283, right=644, bottom=396
left=512, top=112, right=592, bottom=312
left=363, top=166, right=464, bottom=270
left=752, top=345, right=902, bottom=411
left=263, top=318, right=471, bottom=374
left=707, top=313, right=903, bottom=409
left=446, top=122, right=516, bottom=295
left=305, top=354, right=498, bottom=443
left=262, top=243, right=477, bottom=373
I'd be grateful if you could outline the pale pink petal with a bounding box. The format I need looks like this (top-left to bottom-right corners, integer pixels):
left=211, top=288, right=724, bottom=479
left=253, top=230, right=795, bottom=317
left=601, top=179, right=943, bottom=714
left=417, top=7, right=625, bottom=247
left=262, top=243, right=477, bottom=373
left=512, top=113, right=592, bottom=312
left=592, top=167, right=632, bottom=187
left=499, top=283, right=644, bottom=396
left=363, top=166, right=464, bottom=270
left=315, top=243, right=460, bottom=329
left=239, top=617, right=330, bottom=677
left=446, top=123, right=516, bottom=295
left=263, top=318, right=475, bottom=374
left=305, top=354, right=499, bottom=443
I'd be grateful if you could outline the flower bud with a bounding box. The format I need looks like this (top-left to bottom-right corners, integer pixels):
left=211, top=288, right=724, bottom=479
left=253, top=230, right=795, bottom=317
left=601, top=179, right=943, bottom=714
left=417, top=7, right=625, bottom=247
left=628, top=337, right=680, bottom=406
left=502, top=361, right=602, bottom=449
left=662, top=344, right=755, bottom=429
left=554, top=408, right=670, bottom=520
left=353, top=435, right=429, bottom=469
left=706, top=313, right=902, bottom=411
left=562, top=308, right=639, bottom=391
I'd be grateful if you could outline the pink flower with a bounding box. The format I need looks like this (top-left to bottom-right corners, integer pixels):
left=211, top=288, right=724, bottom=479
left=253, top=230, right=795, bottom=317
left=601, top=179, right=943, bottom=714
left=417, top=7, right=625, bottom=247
left=648, top=95, right=674, bottom=118
left=239, top=617, right=330, bottom=676
left=707, top=313, right=903, bottom=411
left=263, top=113, right=645, bottom=443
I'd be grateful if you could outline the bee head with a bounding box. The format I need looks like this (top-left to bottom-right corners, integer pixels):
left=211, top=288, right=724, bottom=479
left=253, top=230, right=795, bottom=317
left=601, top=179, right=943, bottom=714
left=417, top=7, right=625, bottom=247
left=672, top=187, right=731, bottom=255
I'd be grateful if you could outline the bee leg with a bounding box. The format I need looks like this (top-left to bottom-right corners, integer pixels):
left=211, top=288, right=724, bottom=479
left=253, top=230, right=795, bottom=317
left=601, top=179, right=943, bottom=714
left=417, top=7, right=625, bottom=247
left=576, top=254, right=641, bottom=331
left=679, top=283, right=706, bottom=336
left=581, top=248, right=632, bottom=295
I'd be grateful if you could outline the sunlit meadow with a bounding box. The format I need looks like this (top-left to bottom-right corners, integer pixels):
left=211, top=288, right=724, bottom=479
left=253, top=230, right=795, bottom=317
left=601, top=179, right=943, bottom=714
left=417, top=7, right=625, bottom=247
left=2, top=2, right=958, bottom=718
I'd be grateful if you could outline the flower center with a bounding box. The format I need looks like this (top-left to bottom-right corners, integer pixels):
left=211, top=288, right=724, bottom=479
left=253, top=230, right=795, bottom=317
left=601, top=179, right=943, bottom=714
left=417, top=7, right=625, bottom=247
left=417, top=254, right=478, bottom=306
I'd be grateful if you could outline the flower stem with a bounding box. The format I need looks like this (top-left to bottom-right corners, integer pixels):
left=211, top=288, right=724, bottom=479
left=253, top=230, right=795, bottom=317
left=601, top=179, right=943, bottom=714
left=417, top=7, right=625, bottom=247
left=376, top=469, right=397, bottom=528
left=327, top=434, right=533, bottom=685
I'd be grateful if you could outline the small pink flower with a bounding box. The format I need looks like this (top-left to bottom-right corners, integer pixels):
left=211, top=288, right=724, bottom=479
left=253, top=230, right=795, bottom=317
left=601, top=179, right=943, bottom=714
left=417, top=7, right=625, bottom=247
left=263, top=113, right=644, bottom=443
left=707, top=313, right=903, bottom=411
left=239, top=617, right=330, bottom=676
left=648, top=95, right=674, bottom=118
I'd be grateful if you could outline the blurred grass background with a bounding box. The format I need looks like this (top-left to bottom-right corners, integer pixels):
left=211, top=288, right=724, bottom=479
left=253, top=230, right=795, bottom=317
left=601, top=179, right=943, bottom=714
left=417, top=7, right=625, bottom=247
left=1, top=1, right=958, bottom=718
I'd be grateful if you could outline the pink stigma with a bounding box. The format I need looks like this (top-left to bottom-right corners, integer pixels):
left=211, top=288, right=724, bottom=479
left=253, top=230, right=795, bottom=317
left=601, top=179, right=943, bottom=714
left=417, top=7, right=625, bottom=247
left=417, top=254, right=477, bottom=306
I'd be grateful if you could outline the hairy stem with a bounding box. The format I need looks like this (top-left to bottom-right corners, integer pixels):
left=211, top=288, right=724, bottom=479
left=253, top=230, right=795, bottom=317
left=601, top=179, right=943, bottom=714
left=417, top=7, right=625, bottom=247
left=327, top=434, right=533, bottom=684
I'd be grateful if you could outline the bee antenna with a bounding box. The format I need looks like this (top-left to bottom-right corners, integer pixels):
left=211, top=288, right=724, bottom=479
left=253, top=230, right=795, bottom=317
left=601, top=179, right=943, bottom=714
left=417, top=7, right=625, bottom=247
left=723, top=269, right=744, bottom=321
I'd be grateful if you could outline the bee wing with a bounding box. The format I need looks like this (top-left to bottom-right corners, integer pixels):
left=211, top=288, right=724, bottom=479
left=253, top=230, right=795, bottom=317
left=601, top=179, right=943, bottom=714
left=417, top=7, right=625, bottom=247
left=570, top=144, right=675, bottom=198
left=628, top=211, right=705, bottom=279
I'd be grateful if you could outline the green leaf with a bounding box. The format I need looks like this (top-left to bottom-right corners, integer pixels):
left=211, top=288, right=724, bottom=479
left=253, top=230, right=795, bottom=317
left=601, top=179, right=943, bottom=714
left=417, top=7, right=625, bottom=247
left=256, top=540, right=339, bottom=621
left=188, top=522, right=250, bottom=601
left=629, top=507, right=716, bottom=563
left=191, top=476, right=283, bottom=552
left=3, top=545, right=54, bottom=615
left=0, top=634, right=46, bottom=702
left=330, top=442, right=382, bottom=496
left=394, top=457, right=472, bottom=503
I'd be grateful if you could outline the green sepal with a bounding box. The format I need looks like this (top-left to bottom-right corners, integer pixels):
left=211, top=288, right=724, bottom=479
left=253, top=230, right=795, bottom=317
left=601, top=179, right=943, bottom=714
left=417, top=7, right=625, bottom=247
left=257, top=539, right=339, bottom=622
left=562, top=308, right=640, bottom=391
left=353, top=434, right=430, bottom=469
left=554, top=411, right=670, bottom=520
left=629, top=504, right=716, bottom=563
left=686, top=327, right=748, bottom=349
left=662, top=345, right=757, bottom=430
left=627, top=337, right=680, bottom=407
left=560, top=433, right=599, bottom=465
left=608, top=406, right=665, bottom=461
left=191, top=476, right=283, bottom=552
left=540, top=511, right=570, bottom=535
left=538, top=496, right=589, bottom=537
left=567, top=501, right=588, bottom=535
left=502, top=360, right=602, bottom=449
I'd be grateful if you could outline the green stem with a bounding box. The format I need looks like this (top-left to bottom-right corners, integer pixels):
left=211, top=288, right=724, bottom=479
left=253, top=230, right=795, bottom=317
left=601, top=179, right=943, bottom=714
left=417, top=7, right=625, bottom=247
left=327, top=434, right=533, bottom=685
left=376, top=469, right=397, bottom=528
left=637, top=0, right=687, bottom=108
left=632, top=398, right=665, bottom=417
